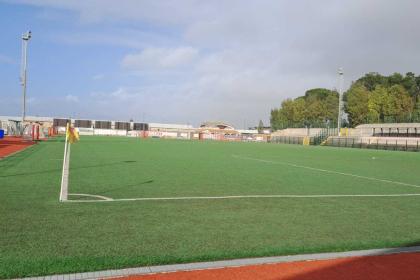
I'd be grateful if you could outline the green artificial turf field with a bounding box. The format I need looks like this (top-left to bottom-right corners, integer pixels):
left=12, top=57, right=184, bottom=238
left=1, top=136, right=420, bottom=278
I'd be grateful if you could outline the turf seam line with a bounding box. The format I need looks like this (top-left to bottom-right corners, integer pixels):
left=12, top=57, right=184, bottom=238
left=232, top=154, right=420, bottom=189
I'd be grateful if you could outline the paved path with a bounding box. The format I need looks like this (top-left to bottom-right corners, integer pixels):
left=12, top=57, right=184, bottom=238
left=113, top=252, right=420, bottom=280
left=15, top=246, right=420, bottom=280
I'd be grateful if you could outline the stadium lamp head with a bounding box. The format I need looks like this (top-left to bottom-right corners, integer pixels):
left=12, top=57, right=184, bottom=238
left=22, top=31, right=31, bottom=40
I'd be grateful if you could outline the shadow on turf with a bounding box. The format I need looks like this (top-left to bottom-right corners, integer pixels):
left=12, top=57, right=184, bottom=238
left=0, top=160, right=137, bottom=178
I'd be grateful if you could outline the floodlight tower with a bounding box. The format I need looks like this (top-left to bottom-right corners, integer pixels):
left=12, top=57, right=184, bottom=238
left=337, top=68, right=344, bottom=136
left=20, top=30, right=31, bottom=125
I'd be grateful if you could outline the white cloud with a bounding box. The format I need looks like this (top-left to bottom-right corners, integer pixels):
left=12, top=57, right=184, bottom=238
left=122, top=47, right=198, bottom=71
left=0, top=54, right=15, bottom=64
left=10, top=0, right=219, bottom=25
left=91, top=87, right=140, bottom=100
left=92, top=74, right=104, bottom=80
left=27, top=97, right=36, bottom=104
left=52, top=28, right=175, bottom=49
left=65, top=94, right=79, bottom=102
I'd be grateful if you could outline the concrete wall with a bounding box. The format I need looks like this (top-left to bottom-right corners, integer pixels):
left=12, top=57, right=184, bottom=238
left=272, top=128, right=323, bottom=137
left=360, top=136, right=420, bottom=146
left=93, top=129, right=127, bottom=136
left=327, top=136, right=420, bottom=147
left=77, top=128, right=94, bottom=136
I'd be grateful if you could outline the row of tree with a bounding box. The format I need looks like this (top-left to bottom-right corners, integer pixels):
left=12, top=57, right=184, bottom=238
left=270, top=88, right=339, bottom=130
left=345, top=72, right=420, bottom=126
left=270, top=72, right=420, bottom=130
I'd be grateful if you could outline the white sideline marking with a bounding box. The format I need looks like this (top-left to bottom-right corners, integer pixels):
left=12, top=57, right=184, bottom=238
left=232, top=155, right=420, bottom=189
left=68, top=193, right=113, bottom=201
left=63, top=193, right=420, bottom=203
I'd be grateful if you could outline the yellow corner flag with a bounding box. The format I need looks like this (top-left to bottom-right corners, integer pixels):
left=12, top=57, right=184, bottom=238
left=66, top=123, right=79, bottom=144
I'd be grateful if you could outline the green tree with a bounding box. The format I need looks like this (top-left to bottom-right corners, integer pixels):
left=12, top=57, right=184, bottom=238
left=270, top=88, right=338, bottom=130
left=324, top=91, right=339, bottom=122
left=401, top=72, right=419, bottom=97
left=357, top=72, right=386, bottom=91
left=345, top=83, right=370, bottom=126
left=257, top=120, right=264, bottom=133
left=304, top=88, right=332, bottom=100
left=413, top=96, right=420, bottom=122
left=270, top=72, right=420, bottom=130
left=270, top=108, right=281, bottom=130
left=386, top=72, right=404, bottom=87
left=304, top=88, right=338, bottom=126
left=368, top=85, right=388, bottom=123
left=293, top=98, right=306, bottom=125
left=386, top=85, right=413, bottom=122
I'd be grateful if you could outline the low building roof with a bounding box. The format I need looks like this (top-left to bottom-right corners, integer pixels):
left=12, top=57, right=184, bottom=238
left=0, top=115, right=53, bottom=122
left=149, top=123, right=193, bottom=129
left=237, top=129, right=258, bottom=134
left=200, top=121, right=235, bottom=130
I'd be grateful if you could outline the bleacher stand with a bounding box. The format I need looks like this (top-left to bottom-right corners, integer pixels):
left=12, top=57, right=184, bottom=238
left=325, top=123, right=420, bottom=151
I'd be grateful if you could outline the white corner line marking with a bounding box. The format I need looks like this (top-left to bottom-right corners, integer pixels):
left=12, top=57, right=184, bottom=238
left=232, top=155, right=420, bottom=189
left=62, top=193, right=420, bottom=203
left=68, top=193, right=114, bottom=201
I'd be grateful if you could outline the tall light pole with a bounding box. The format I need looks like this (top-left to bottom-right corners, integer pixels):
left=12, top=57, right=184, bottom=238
left=20, top=30, right=31, bottom=126
left=337, top=68, right=344, bottom=136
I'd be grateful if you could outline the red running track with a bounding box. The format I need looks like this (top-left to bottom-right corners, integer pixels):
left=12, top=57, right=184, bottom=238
left=111, top=252, right=420, bottom=280
left=0, top=136, right=35, bottom=158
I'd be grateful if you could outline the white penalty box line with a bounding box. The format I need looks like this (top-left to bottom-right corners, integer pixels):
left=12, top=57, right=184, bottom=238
left=63, top=154, right=420, bottom=203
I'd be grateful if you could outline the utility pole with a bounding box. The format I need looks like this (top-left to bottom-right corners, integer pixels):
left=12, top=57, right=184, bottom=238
left=337, top=68, right=344, bottom=136
left=20, top=31, right=31, bottom=128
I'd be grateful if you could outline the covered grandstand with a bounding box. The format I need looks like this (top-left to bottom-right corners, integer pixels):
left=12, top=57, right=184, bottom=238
left=325, top=123, right=420, bottom=151
left=356, top=123, right=420, bottom=137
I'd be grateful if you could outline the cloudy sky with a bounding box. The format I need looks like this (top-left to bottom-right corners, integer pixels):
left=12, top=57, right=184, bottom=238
left=1, top=1, right=420, bottom=127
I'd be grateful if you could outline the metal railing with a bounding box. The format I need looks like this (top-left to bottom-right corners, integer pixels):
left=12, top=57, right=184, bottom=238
left=313, top=128, right=338, bottom=145
left=270, top=136, right=311, bottom=145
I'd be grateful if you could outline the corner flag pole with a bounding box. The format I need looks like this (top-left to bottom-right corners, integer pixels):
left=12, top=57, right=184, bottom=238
left=59, top=123, right=70, bottom=201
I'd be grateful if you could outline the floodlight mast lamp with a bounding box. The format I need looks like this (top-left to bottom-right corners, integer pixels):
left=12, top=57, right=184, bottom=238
left=337, top=68, right=344, bottom=136
left=21, top=30, right=31, bottom=125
